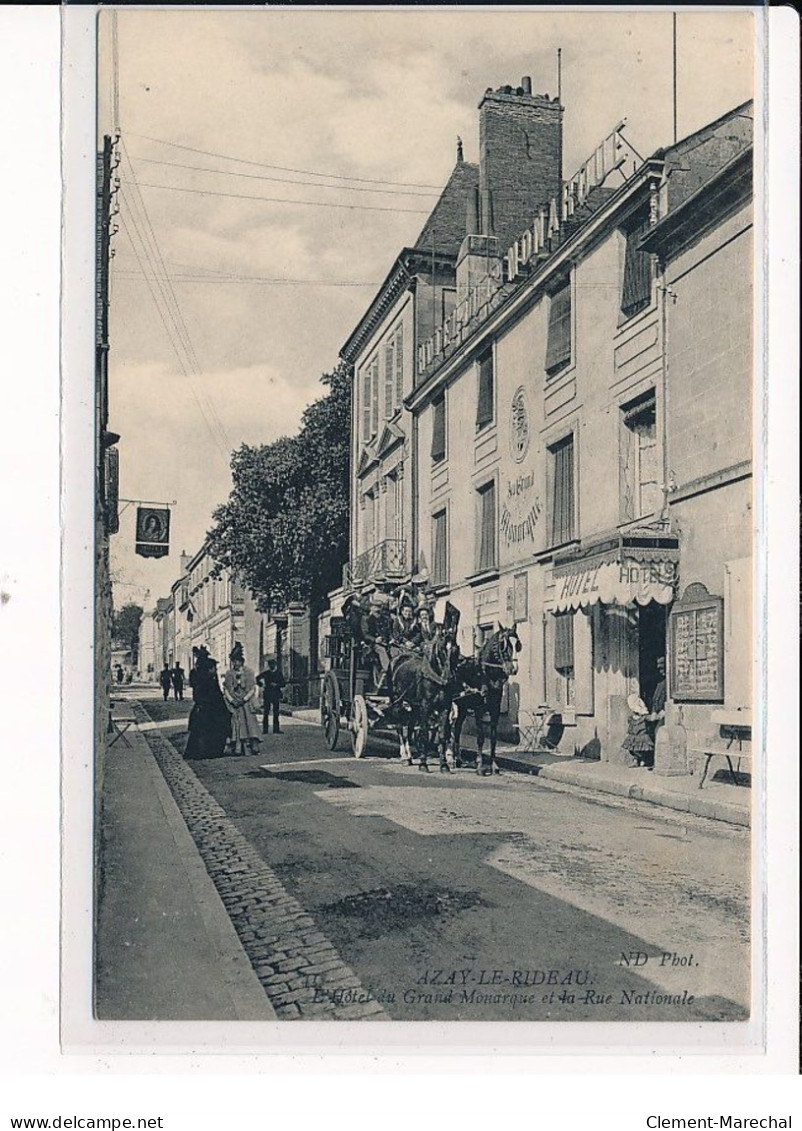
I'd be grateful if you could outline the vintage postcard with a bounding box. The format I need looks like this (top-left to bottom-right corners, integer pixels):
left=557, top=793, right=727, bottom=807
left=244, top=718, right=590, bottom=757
left=62, top=4, right=770, bottom=1051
